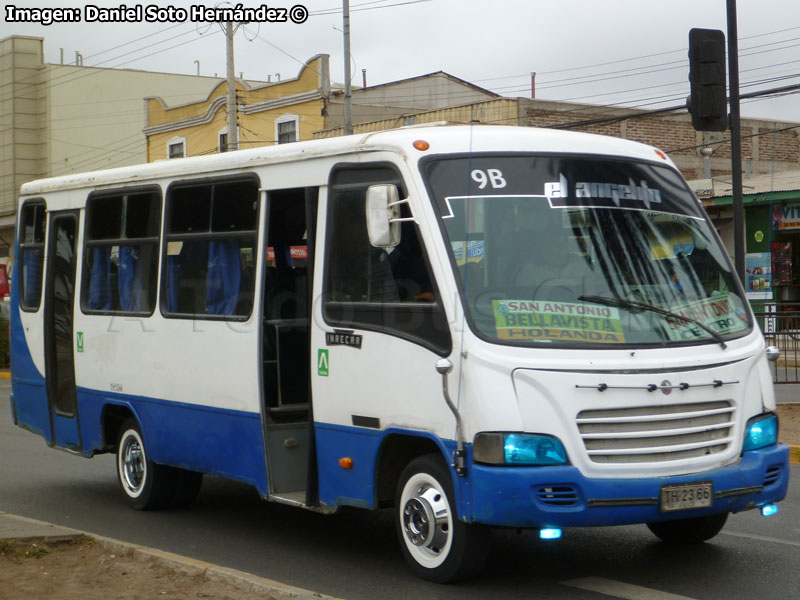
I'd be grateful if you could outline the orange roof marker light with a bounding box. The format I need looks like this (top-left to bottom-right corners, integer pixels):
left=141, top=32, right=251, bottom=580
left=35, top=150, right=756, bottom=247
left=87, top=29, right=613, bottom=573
left=339, top=457, right=354, bottom=470
left=413, top=140, right=430, bottom=151
left=655, top=149, right=668, bottom=161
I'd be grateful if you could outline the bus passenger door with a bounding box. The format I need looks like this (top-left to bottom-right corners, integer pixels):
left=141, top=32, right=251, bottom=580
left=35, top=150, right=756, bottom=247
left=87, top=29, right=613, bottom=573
left=311, top=165, right=453, bottom=509
left=260, top=187, right=318, bottom=503
left=43, top=211, right=81, bottom=451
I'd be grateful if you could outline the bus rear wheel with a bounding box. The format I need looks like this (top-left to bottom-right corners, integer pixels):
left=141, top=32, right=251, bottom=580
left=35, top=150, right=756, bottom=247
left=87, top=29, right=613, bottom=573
left=646, top=512, right=728, bottom=544
left=116, top=419, right=201, bottom=510
left=395, top=454, right=489, bottom=583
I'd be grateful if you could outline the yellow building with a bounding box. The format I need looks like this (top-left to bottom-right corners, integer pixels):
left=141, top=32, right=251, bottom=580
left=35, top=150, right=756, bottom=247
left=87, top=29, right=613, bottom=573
left=144, top=54, right=330, bottom=161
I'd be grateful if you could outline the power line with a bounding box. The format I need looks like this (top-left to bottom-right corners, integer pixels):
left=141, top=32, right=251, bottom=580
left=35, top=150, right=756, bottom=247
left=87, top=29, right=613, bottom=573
left=549, top=82, right=800, bottom=131
left=311, top=0, right=434, bottom=15
left=0, top=23, right=201, bottom=104
left=664, top=123, right=800, bottom=155
left=473, top=26, right=800, bottom=87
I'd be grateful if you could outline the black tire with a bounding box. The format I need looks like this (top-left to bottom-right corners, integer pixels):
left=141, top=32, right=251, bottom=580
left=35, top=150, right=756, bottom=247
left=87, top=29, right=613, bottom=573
left=395, top=454, right=490, bottom=583
left=646, top=512, right=728, bottom=544
left=116, top=418, right=177, bottom=510
left=171, top=469, right=203, bottom=506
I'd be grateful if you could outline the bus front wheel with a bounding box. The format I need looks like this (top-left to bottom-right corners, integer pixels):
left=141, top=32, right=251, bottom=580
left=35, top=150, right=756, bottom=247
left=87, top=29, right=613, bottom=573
left=646, top=512, right=728, bottom=544
left=116, top=419, right=182, bottom=510
left=395, top=454, right=489, bottom=583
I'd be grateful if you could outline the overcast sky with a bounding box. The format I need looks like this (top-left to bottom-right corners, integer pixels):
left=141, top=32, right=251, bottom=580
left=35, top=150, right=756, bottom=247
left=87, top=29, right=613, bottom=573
left=2, top=0, right=799, bottom=122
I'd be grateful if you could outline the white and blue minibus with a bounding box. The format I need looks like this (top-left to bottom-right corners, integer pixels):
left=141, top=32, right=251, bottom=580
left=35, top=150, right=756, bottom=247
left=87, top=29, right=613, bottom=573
left=9, top=125, right=789, bottom=582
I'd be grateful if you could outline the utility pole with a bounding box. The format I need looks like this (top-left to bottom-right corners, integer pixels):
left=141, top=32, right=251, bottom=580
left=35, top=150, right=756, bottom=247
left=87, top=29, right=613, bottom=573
left=225, top=21, right=239, bottom=151
left=726, top=0, right=745, bottom=284
left=343, top=0, right=353, bottom=135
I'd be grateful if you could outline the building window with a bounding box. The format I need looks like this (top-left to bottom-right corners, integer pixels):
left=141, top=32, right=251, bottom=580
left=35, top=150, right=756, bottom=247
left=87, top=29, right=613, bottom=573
left=18, top=200, right=47, bottom=311
left=162, top=177, right=259, bottom=319
left=275, top=114, right=299, bottom=144
left=82, top=189, right=161, bottom=315
left=167, top=136, right=186, bottom=159
left=219, top=132, right=228, bottom=153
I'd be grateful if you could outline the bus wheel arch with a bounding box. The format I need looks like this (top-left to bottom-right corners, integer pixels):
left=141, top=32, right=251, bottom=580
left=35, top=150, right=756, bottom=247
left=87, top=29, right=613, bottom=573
left=375, top=434, right=443, bottom=508
left=102, top=404, right=137, bottom=453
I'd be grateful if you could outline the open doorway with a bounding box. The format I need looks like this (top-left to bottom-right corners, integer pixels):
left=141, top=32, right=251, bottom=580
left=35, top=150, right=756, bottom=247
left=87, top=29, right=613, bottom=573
left=261, top=187, right=318, bottom=503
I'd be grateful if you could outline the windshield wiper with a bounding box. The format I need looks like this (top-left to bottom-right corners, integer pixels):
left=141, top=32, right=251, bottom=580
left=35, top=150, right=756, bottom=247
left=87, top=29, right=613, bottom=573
left=577, top=294, right=727, bottom=350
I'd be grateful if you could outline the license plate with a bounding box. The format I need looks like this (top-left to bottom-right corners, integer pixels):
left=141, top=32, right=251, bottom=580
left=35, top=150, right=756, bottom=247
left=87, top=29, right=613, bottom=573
left=659, top=482, right=713, bottom=512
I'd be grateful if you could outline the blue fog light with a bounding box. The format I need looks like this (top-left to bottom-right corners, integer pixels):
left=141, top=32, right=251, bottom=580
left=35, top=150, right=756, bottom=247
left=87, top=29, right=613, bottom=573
left=743, top=414, right=778, bottom=452
left=539, top=528, right=562, bottom=540
left=504, top=434, right=568, bottom=465
left=761, top=504, right=778, bottom=517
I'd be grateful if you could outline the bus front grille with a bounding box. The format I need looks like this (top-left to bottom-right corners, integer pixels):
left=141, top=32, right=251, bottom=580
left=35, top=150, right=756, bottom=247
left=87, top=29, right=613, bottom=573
left=576, top=400, right=735, bottom=464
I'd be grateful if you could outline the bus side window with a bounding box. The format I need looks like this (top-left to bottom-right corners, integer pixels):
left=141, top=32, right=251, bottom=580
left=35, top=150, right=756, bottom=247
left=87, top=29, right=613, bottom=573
left=18, top=200, right=47, bottom=311
left=326, top=173, right=434, bottom=304
left=82, top=189, right=161, bottom=314
left=324, top=165, right=451, bottom=354
left=162, top=177, right=258, bottom=319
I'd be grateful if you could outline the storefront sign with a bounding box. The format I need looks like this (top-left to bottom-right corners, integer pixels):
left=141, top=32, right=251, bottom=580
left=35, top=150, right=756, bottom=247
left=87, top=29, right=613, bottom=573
left=772, top=203, right=800, bottom=230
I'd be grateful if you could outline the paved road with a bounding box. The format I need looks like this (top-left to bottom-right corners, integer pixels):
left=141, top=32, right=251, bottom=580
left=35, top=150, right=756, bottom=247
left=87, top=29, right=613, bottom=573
left=1, top=379, right=798, bottom=599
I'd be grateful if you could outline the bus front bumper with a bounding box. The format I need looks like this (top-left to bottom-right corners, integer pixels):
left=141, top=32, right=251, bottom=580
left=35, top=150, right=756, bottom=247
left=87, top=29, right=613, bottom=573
left=469, top=444, right=790, bottom=528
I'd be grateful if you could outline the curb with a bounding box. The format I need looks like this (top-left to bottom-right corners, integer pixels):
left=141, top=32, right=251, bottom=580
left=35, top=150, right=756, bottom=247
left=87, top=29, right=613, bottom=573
left=0, top=513, right=340, bottom=600
left=790, top=445, right=800, bottom=464
left=0, top=372, right=9, bottom=379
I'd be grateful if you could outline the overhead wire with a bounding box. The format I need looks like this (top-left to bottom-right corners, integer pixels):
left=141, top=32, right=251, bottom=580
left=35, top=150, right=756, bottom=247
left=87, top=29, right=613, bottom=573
left=5, top=13, right=799, bottom=172
left=310, top=0, right=434, bottom=16
left=0, top=23, right=202, bottom=104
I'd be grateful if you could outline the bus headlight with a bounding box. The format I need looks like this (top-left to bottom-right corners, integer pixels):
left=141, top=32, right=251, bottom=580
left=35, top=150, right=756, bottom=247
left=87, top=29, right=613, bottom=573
left=742, top=414, right=778, bottom=452
left=474, top=433, right=568, bottom=466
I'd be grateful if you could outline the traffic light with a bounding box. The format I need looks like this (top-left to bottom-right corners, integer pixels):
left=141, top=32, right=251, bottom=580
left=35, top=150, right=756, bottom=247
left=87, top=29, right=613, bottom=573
left=687, top=28, right=727, bottom=131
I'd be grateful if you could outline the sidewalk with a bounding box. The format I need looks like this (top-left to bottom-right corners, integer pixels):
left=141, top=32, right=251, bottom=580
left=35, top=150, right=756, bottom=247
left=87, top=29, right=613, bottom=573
left=773, top=384, right=800, bottom=404
left=0, top=512, right=337, bottom=600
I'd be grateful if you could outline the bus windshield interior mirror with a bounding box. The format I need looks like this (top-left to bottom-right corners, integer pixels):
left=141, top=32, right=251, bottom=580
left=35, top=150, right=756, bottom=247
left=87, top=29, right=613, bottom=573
left=366, top=184, right=402, bottom=248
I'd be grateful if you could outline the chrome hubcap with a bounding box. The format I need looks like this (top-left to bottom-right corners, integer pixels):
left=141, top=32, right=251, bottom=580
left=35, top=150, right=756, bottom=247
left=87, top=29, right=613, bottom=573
left=402, top=484, right=450, bottom=554
left=121, top=435, right=145, bottom=494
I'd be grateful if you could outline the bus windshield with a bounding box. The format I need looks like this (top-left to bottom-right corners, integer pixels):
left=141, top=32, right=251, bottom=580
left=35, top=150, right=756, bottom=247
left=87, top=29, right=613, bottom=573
left=422, top=154, right=751, bottom=348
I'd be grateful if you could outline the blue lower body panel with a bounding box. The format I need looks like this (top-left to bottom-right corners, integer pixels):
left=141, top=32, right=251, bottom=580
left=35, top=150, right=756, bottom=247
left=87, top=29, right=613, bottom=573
left=76, top=388, right=268, bottom=495
left=10, top=379, right=51, bottom=444
left=470, top=444, right=790, bottom=527
left=315, top=422, right=386, bottom=509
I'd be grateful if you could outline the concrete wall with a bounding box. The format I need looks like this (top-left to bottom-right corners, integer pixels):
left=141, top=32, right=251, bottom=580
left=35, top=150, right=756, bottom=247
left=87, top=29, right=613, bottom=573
left=0, top=34, right=269, bottom=256
left=0, top=34, right=229, bottom=224
left=0, top=36, right=44, bottom=222
left=316, top=98, right=519, bottom=138
left=44, top=65, right=224, bottom=175
left=326, top=72, right=497, bottom=129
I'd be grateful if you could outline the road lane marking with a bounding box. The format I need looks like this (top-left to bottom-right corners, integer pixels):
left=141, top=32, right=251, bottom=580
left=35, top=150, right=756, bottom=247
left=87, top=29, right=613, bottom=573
left=722, top=530, right=800, bottom=548
left=562, top=577, right=699, bottom=600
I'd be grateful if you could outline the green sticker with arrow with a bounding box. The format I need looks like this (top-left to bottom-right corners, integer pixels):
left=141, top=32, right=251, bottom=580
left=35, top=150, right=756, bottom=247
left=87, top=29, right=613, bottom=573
left=317, top=349, right=329, bottom=376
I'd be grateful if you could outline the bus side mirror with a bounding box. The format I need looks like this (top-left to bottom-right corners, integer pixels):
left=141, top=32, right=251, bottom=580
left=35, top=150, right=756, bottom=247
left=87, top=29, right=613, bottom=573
left=366, top=184, right=401, bottom=248
left=766, top=346, right=780, bottom=362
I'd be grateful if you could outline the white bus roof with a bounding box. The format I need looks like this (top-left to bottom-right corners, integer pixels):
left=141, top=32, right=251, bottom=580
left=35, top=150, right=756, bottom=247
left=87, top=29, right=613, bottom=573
left=19, top=124, right=675, bottom=196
